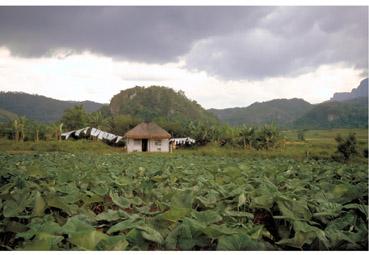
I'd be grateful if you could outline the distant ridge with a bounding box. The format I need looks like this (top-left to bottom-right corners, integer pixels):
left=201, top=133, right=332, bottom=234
left=293, top=97, right=368, bottom=129
left=0, top=92, right=104, bottom=122
left=208, top=98, right=313, bottom=127
left=330, top=78, right=368, bottom=102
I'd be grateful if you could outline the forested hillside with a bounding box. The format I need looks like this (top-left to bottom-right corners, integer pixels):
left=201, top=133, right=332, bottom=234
left=0, top=108, right=18, bottom=123
left=110, top=86, right=218, bottom=124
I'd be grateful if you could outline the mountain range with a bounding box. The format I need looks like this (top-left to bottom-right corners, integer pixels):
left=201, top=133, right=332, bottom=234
left=0, top=78, right=367, bottom=129
left=210, top=78, right=368, bottom=128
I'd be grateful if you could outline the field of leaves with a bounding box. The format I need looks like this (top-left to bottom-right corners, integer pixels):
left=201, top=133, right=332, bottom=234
left=0, top=152, right=368, bottom=250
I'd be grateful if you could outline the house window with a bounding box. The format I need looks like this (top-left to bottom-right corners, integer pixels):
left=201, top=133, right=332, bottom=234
left=157, top=148, right=161, bottom=151
left=155, top=140, right=161, bottom=146
left=134, top=139, right=141, bottom=146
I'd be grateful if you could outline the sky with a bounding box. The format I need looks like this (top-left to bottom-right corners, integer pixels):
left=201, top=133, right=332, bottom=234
left=0, top=6, right=367, bottom=109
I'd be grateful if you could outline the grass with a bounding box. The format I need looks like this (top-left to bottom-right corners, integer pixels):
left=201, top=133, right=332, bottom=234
left=282, top=128, right=368, bottom=141
left=0, top=128, right=367, bottom=163
left=0, top=139, right=122, bottom=154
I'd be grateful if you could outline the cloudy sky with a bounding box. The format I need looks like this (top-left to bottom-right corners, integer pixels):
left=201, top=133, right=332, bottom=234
left=0, top=6, right=367, bottom=108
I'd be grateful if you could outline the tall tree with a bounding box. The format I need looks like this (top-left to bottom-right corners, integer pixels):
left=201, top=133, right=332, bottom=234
left=61, top=105, right=89, bottom=130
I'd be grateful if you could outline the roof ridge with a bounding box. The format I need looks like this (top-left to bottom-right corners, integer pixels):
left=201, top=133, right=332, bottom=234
left=124, top=122, right=171, bottom=139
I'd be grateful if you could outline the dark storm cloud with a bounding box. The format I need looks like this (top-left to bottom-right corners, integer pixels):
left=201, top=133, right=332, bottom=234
left=0, top=6, right=367, bottom=80
left=0, top=6, right=271, bottom=62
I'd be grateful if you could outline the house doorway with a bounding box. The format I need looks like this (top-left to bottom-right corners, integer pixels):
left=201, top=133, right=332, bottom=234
left=142, top=139, right=148, bottom=152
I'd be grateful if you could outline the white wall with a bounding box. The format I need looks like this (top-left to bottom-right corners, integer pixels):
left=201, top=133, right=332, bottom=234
left=127, top=139, right=142, bottom=152
left=149, top=139, right=169, bottom=152
left=127, top=138, right=169, bottom=152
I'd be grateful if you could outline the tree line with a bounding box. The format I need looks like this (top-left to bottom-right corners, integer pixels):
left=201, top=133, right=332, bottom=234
left=0, top=104, right=283, bottom=150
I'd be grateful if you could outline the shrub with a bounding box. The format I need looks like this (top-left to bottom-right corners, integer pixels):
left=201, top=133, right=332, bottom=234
left=363, top=148, right=368, bottom=158
left=252, top=125, right=282, bottom=150
left=297, top=130, right=306, bottom=141
left=332, top=133, right=358, bottom=162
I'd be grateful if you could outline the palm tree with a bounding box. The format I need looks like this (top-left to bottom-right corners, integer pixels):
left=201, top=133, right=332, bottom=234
left=239, top=125, right=255, bottom=149
left=13, top=117, right=27, bottom=142
left=57, top=123, right=63, bottom=141
left=89, top=111, right=108, bottom=130
left=19, top=117, right=27, bottom=142
left=13, top=119, right=19, bottom=141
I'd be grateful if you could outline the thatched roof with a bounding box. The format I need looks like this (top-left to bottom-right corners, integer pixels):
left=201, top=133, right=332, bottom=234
left=124, top=122, right=171, bottom=139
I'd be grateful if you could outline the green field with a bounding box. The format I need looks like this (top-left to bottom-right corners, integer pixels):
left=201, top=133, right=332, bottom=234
left=282, top=128, right=368, bottom=142
left=0, top=129, right=368, bottom=250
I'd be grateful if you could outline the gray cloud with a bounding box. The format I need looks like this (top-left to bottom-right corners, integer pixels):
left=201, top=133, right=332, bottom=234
left=185, top=7, right=368, bottom=80
left=0, top=6, right=367, bottom=80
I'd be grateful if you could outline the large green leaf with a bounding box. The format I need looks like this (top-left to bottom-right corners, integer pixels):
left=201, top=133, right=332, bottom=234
left=46, top=195, right=75, bottom=215
left=3, top=189, right=32, bottom=217
left=69, top=230, right=108, bottom=250
left=329, top=183, right=362, bottom=203
left=107, top=217, right=142, bottom=234
left=192, top=210, right=222, bottom=225
left=126, top=228, right=148, bottom=249
left=277, top=199, right=312, bottom=220
left=196, top=190, right=218, bottom=208
left=5, top=220, right=28, bottom=233
left=332, top=184, right=349, bottom=198
left=277, top=221, right=329, bottom=249
left=238, top=193, right=246, bottom=208
left=250, top=195, right=274, bottom=210
left=313, top=200, right=343, bottom=218
left=161, top=207, right=191, bottom=222
left=343, top=203, right=368, bottom=219
left=165, top=222, right=195, bottom=250
left=137, top=225, right=164, bottom=244
left=277, top=231, right=318, bottom=249
left=3, top=199, right=25, bottom=217
left=223, top=208, right=254, bottom=219
left=96, top=235, right=129, bottom=250
left=17, top=216, right=63, bottom=240
left=114, top=176, right=132, bottom=186
left=96, top=209, right=129, bottom=222
left=33, top=191, right=46, bottom=217
left=62, top=216, right=95, bottom=234
left=22, top=233, right=63, bottom=251
left=171, top=189, right=193, bottom=209
left=110, top=192, right=130, bottom=208
left=217, top=232, right=265, bottom=250
left=202, top=224, right=239, bottom=238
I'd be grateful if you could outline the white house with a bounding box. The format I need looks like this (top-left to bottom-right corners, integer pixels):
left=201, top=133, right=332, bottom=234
left=124, top=122, right=171, bottom=152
